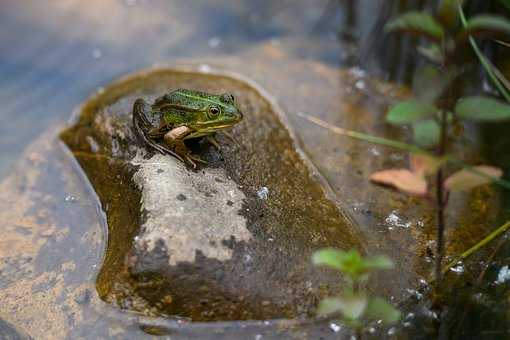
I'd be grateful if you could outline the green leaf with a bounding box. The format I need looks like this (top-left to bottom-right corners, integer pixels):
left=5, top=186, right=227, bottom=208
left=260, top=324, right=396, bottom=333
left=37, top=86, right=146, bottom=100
left=363, top=256, right=395, bottom=270
left=438, top=0, right=464, bottom=28
left=385, top=12, right=445, bottom=41
left=365, top=297, right=401, bottom=324
left=455, top=96, right=510, bottom=121
left=318, top=293, right=368, bottom=320
left=312, top=248, right=353, bottom=272
left=413, top=119, right=440, bottom=147
left=417, top=44, right=443, bottom=64
left=313, top=249, right=365, bottom=279
left=313, top=248, right=395, bottom=281
left=317, top=297, right=343, bottom=316
left=444, top=165, right=503, bottom=192
left=412, top=66, right=445, bottom=103
left=500, top=0, right=510, bottom=12
left=386, top=100, right=438, bottom=124
left=459, top=15, right=510, bottom=40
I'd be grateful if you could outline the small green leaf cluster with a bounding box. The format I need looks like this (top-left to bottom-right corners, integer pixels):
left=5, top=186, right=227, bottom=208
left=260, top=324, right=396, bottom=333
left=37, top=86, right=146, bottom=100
left=312, top=249, right=401, bottom=328
left=384, top=1, right=510, bottom=147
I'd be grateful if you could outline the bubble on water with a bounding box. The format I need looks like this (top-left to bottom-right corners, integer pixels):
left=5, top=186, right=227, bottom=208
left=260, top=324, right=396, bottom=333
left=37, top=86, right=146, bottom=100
left=387, top=327, right=396, bottom=336
left=405, top=312, right=415, bottom=320
left=92, top=48, right=102, bottom=59
left=255, top=334, right=263, bottom=340
left=496, top=265, right=510, bottom=284
left=385, top=210, right=412, bottom=229
left=85, top=136, right=100, bottom=153
left=208, top=37, right=221, bottom=48
left=350, top=66, right=366, bottom=78
left=329, top=323, right=341, bottom=333
left=257, top=186, right=269, bottom=200
left=198, top=64, right=211, bottom=73
left=406, top=288, right=423, bottom=300
left=368, top=327, right=376, bottom=334
left=450, top=263, right=465, bottom=274
left=355, top=80, right=366, bottom=90
left=369, top=147, right=381, bottom=156
left=65, top=194, right=77, bottom=202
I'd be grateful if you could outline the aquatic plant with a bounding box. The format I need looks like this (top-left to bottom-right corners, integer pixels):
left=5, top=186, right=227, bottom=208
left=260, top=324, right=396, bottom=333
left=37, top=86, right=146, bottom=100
left=374, top=0, right=510, bottom=284
left=312, top=248, right=401, bottom=338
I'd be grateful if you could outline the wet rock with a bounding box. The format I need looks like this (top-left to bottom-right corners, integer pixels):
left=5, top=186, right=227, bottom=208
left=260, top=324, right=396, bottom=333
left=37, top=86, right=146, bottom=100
left=60, top=67, right=363, bottom=321
left=130, top=153, right=251, bottom=267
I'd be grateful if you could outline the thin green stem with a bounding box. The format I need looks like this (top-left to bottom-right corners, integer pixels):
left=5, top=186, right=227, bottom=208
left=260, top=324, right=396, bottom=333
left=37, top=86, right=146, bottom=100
left=295, top=112, right=510, bottom=190
left=458, top=5, right=510, bottom=102
left=294, top=112, right=425, bottom=154
left=442, top=221, right=510, bottom=275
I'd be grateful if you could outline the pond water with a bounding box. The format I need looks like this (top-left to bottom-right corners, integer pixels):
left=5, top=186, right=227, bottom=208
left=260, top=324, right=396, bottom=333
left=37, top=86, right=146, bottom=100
left=1, top=0, right=510, bottom=339
left=0, top=0, right=384, bottom=179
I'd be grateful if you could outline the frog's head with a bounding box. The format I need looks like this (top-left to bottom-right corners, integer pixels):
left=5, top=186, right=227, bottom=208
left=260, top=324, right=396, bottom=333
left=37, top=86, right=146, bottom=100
left=155, top=89, right=243, bottom=134
left=192, top=92, right=243, bottom=133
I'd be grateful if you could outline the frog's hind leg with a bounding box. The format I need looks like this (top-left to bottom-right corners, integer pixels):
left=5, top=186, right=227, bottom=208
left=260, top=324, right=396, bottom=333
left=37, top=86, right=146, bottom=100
left=132, top=99, right=184, bottom=162
left=164, top=126, right=207, bottom=169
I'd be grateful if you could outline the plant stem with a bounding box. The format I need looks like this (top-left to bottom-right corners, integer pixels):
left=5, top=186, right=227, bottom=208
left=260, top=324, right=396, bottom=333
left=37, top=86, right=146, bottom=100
left=435, top=169, right=446, bottom=283
left=295, top=112, right=510, bottom=190
left=442, top=221, right=510, bottom=275
left=458, top=5, right=510, bottom=102
left=434, top=108, right=449, bottom=283
left=294, top=112, right=425, bottom=153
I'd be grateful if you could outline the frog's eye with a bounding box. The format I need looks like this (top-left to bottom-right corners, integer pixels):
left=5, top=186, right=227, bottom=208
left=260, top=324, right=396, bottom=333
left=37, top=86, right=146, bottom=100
left=209, top=106, right=220, bottom=117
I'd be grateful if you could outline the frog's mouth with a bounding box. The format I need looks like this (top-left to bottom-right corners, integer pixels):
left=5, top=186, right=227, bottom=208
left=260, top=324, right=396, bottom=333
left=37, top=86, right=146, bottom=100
left=195, top=111, right=243, bottom=132
left=195, top=123, right=237, bottom=133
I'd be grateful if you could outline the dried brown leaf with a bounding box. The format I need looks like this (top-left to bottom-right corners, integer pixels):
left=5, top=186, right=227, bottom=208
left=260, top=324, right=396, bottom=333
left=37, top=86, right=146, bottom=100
left=444, top=165, right=503, bottom=192
left=369, top=169, right=428, bottom=196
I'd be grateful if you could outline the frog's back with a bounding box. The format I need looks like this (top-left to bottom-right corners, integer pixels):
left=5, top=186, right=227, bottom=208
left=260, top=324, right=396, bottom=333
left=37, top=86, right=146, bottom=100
left=164, top=89, right=220, bottom=111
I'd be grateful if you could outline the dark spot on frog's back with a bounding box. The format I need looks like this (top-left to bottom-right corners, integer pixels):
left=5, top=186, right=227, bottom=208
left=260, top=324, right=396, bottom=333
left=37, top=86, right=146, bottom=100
left=176, top=194, right=186, bottom=201
left=226, top=200, right=234, bottom=206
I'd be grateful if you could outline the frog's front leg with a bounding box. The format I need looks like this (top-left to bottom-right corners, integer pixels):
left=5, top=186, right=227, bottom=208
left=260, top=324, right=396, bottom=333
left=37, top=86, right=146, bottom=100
left=205, top=134, right=221, bottom=150
left=164, top=126, right=207, bottom=169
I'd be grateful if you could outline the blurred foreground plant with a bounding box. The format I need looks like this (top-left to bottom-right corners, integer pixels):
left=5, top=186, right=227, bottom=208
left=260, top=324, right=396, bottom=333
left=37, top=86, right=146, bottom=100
left=312, top=249, right=400, bottom=337
left=371, top=0, right=510, bottom=284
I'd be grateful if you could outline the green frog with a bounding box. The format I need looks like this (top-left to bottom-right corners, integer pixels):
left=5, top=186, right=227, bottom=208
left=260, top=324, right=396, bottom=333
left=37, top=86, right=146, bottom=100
left=132, top=89, right=243, bottom=168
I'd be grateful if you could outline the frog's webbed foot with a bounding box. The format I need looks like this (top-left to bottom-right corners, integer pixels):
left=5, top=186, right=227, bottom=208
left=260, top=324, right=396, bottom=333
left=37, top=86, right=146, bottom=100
left=164, top=126, right=207, bottom=169
left=184, top=154, right=208, bottom=169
